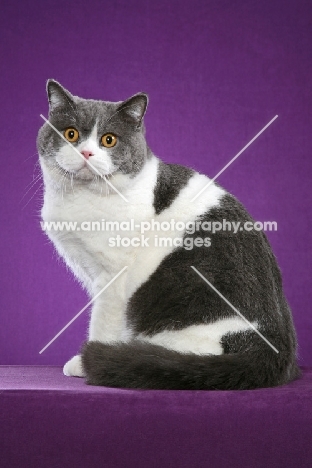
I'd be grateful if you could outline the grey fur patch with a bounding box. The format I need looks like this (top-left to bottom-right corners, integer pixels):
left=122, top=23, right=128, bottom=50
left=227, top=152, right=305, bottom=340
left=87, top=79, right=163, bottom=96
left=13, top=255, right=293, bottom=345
left=127, top=193, right=297, bottom=346
left=153, top=162, right=194, bottom=214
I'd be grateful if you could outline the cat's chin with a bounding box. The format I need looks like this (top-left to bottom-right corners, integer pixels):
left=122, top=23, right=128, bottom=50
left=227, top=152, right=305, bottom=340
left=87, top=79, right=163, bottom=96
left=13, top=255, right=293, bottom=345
left=73, top=167, right=112, bottom=181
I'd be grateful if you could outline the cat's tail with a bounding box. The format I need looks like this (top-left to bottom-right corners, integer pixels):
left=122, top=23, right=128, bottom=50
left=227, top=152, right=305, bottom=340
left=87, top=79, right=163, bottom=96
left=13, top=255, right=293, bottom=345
left=81, top=340, right=299, bottom=390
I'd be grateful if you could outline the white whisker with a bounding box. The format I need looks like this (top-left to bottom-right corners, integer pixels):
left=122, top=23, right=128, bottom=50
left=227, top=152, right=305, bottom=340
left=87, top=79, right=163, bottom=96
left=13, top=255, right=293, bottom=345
left=21, top=174, right=43, bottom=202
left=22, top=182, right=44, bottom=210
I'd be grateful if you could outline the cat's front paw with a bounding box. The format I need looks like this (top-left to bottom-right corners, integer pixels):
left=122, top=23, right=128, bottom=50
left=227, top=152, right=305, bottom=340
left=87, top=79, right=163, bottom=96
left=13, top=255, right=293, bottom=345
left=63, top=355, right=84, bottom=377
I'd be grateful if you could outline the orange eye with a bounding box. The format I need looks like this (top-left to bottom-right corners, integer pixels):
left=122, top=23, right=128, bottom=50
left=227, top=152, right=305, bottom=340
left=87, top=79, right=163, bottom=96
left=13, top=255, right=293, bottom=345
left=64, top=128, right=79, bottom=143
left=101, top=133, right=117, bottom=148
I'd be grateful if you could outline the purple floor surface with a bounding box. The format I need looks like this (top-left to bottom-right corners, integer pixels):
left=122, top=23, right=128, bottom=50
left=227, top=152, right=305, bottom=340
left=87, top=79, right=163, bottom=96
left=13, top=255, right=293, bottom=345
left=1, top=366, right=312, bottom=468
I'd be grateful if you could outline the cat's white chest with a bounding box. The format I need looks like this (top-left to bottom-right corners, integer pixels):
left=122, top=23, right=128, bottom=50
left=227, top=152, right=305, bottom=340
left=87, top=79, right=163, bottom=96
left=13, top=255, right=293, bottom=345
left=41, top=158, right=158, bottom=293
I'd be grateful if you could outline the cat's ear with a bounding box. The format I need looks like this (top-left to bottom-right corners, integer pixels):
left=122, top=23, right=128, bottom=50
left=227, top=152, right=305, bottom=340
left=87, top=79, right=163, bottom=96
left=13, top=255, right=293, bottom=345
left=46, top=79, right=74, bottom=111
left=117, top=93, right=148, bottom=125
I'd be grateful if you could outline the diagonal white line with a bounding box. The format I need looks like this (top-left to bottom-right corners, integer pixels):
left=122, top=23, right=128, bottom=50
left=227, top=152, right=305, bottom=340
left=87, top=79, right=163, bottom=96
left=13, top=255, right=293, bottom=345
left=39, top=266, right=128, bottom=354
left=191, top=115, right=278, bottom=202
left=191, top=266, right=279, bottom=353
left=40, top=114, right=129, bottom=203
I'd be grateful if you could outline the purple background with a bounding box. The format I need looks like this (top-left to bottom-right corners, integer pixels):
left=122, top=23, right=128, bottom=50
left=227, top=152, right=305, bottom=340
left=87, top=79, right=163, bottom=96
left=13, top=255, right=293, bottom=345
left=1, top=0, right=311, bottom=366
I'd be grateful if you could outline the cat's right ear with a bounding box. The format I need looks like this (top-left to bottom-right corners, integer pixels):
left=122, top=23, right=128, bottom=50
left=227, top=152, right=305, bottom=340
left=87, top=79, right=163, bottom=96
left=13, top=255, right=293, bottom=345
left=46, top=80, right=74, bottom=111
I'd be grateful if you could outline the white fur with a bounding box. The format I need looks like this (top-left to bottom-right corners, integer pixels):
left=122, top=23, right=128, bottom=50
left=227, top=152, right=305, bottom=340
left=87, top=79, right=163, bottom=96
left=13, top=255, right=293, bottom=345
left=63, top=354, right=84, bottom=377
left=138, top=318, right=258, bottom=355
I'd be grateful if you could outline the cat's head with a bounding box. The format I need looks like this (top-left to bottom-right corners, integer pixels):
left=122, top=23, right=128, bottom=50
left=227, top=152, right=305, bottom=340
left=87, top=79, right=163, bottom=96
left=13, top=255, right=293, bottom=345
left=37, top=80, right=149, bottom=189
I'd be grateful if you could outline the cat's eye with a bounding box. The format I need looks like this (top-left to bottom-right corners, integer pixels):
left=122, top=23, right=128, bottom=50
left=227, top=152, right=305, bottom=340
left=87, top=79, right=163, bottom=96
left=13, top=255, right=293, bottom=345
left=101, top=133, right=117, bottom=148
left=64, top=128, right=79, bottom=143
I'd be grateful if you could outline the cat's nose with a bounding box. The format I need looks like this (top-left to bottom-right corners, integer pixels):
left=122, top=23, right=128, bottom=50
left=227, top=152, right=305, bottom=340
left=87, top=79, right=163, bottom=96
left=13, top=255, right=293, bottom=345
left=81, top=150, right=94, bottom=159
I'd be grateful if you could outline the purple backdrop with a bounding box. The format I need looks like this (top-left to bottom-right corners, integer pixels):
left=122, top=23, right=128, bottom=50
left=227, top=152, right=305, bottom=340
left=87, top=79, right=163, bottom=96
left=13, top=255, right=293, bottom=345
left=0, top=0, right=311, bottom=366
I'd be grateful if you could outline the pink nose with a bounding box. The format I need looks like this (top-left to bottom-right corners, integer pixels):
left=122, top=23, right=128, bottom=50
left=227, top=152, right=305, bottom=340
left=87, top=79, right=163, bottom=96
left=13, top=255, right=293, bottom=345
left=81, top=150, right=94, bottom=159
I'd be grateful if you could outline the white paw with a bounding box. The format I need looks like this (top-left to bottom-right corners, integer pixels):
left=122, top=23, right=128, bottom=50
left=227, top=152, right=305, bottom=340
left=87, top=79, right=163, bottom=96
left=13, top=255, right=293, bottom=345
left=63, top=355, right=84, bottom=377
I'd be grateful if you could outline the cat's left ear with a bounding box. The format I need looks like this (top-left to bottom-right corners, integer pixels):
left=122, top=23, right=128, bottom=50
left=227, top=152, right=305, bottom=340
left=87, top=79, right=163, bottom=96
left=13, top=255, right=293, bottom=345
left=117, top=93, right=148, bottom=125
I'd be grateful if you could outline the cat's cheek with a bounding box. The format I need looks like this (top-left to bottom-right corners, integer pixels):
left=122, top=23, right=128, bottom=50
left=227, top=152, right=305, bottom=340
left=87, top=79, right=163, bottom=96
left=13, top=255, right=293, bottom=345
left=88, top=152, right=115, bottom=176
left=56, top=158, right=85, bottom=172
left=56, top=149, right=85, bottom=172
left=96, top=148, right=117, bottom=174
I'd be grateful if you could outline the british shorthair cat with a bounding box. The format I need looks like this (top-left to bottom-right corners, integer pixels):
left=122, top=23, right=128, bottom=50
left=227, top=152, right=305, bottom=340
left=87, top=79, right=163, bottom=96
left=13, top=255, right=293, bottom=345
left=37, top=80, right=299, bottom=389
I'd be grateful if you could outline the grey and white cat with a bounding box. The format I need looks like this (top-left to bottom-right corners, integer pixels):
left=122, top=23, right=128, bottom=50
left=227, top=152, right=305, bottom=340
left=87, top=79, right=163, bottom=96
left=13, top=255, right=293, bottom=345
left=37, top=80, right=299, bottom=389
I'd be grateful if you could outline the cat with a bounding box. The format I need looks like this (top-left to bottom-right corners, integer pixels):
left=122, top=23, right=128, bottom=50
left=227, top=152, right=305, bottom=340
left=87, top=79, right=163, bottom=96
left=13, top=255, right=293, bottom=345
left=37, top=79, right=299, bottom=389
